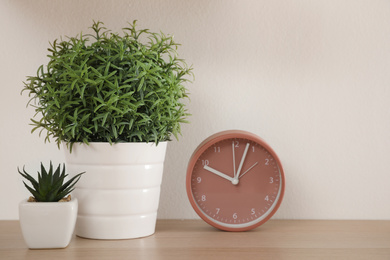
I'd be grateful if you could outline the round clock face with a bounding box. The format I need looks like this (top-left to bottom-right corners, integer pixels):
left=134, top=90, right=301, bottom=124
left=186, top=130, right=285, bottom=231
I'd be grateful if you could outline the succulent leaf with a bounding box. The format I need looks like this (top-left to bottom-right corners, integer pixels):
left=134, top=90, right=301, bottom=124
left=18, top=167, right=40, bottom=192
left=22, top=181, right=41, bottom=200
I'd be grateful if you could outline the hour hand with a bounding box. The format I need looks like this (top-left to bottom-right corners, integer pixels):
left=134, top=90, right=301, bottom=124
left=204, top=165, right=237, bottom=184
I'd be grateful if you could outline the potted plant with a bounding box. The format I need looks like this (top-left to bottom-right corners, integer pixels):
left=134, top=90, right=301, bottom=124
left=18, top=162, right=84, bottom=249
left=22, top=21, right=193, bottom=239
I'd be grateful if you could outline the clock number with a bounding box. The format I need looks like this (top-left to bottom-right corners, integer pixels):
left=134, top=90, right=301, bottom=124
left=216, top=208, right=220, bottom=214
left=252, top=146, right=255, bottom=152
left=202, top=160, right=209, bottom=166
left=214, top=146, right=221, bottom=153
left=197, top=177, right=202, bottom=183
left=265, top=159, right=270, bottom=165
left=233, top=213, right=238, bottom=219
left=235, top=141, right=239, bottom=148
left=265, top=195, right=269, bottom=201
left=251, top=208, right=256, bottom=215
left=201, top=195, right=206, bottom=201
left=269, top=177, right=274, bottom=183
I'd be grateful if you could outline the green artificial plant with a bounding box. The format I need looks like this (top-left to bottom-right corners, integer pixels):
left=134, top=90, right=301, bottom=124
left=22, top=21, right=193, bottom=150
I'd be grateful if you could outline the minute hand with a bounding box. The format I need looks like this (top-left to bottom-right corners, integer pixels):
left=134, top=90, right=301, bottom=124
left=235, top=143, right=250, bottom=180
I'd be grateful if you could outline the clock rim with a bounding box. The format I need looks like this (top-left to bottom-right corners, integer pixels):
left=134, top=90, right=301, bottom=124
left=186, top=129, right=285, bottom=232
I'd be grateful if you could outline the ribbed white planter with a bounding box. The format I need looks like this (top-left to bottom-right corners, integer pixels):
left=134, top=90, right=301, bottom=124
left=63, top=142, right=167, bottom=240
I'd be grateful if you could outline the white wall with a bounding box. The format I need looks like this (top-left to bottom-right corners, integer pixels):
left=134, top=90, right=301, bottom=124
left=1, top=0, right=389, bottom=220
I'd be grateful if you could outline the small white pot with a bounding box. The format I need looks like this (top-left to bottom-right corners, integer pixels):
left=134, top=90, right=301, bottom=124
left=63, top=142, right=167, bottom=239
left=19, top=199, right=78, bottom=249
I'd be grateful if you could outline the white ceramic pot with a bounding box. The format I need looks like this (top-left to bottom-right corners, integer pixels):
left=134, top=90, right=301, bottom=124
left=19, top=198, right=78, bottom=249
left=63, top=142, right=167, bottom=239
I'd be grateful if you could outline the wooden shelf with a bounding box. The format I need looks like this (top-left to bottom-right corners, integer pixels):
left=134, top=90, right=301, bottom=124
left=1, top=220, right=390, bottom=259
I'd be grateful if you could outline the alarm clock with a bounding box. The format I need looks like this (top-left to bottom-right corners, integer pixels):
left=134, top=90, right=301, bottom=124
left=186, top=130, right=285, bottom=231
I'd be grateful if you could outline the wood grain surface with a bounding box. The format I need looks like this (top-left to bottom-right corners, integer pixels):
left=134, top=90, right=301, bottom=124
left=1, top=220, right=389, bottom=259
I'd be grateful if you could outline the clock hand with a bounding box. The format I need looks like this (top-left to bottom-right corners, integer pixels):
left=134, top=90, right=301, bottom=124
left=238, top=162, right=259, bottom=179
left=204, top=165, right=238, bottom=185
left=232, top=141, right=237, bottom=179
left=235, top=143, right=250, bottom=180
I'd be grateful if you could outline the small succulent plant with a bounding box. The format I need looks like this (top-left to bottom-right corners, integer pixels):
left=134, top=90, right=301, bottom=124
left=18, top=162, right=84, bottom=202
